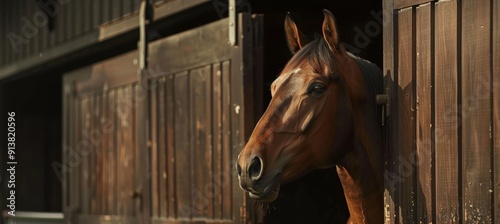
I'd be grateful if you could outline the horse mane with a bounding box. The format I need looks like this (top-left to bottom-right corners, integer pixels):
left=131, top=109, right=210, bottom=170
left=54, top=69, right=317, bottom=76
left=348, top=52, right=384, bottom=123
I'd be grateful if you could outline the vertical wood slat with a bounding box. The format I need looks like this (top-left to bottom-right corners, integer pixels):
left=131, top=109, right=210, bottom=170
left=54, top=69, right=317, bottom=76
left=83, top=0, right=91, bottom=33
left=81, top=96, right=90, bottom=215
left=92, top=94, right=99, bottom=215
left=166, top=74, right=177, bottom=218
left=112, top=0, right=122, bottom=21
left=174, top=71, right=192, bottom=218
left=57, top=0, right=66, bottom=44
left=461, top=0, right=492, bottom=222
left=212, top=62, right=223, bottom=219
left=101, top=89, right=109, bottom=215
left=126, top=85, right=135, bottom=216
left=151, top=79, right=159, bottom=218
left=116, top=88, right=124, bottom=215
left=135, top=84, right=143, bottom=217
left=75, top=0, right=83, bottom=37
left=75, top=95, right=82, bottom=216
left=397, top=7, right=416, bottom=223
left=190, top=66, right=214, bottom=218
left=434, top=1, right=460, bottom=222
left=92, top=94, right=100, bottom=215
left=92, top=0, right=101, bottom=31
left=108, top=90, right=117, bottom=215
left=222, top=61, right=232, bottom=220
left=158, top=77, right=168, bottom=218
left=12, top=0, right=20, bottom=63
left=494, top=0, right=500, bottom=221
left=415, top=3, right=434, bottom=223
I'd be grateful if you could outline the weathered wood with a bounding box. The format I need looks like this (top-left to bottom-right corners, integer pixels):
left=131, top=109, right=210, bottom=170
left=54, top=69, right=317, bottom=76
left=158, top=77, right=168, bottom=218
left=117, top=88, right=125, bottom=215
left=222, top=60, right=233, bottom=220
left=151, top=79, right=159, bottom=218
left=101, top=89, right=109, bottom=215
left=174, top=71, right=192, bottom=218
left=494, top=0, right=500, bottom=220
left=108, top=90, right=117, bottom=214
left=434, top=1, right=460, bottom=222
left=212, top=62, right=224, bottom=220
left=397, top=7, right=416, bottom=223
left=461, top=0, right=492, bottom=222
left=81, top=96, right=90, bottom=215
left=190, top=65, right=213, bottom=218
left=415, top=3, right=433, bottom=222
left=125, top=86, right=135, bottom=216
left=165, top=74, right=177, bottom=218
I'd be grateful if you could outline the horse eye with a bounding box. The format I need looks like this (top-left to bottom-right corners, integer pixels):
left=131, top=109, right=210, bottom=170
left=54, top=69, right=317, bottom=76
left=309, top=83, right=325, bottom=97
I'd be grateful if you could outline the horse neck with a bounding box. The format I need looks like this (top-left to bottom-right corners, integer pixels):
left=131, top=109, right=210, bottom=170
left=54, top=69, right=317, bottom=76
left=336, top=131, right=383, bottom=224
left=335, top=55, right=384, bottom=223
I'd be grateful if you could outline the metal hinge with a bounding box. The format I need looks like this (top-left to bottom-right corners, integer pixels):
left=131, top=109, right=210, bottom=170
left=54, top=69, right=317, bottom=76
left=228, top=0, right=237, bottom=46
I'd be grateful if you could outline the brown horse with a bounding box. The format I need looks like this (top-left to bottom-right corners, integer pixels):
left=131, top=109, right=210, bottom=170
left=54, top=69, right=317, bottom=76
left=236, top=10, right=384, bottom=223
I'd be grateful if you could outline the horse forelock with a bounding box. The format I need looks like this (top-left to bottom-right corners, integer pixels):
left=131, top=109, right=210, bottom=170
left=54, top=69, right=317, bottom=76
left=282, top=36, right=335, bottom=77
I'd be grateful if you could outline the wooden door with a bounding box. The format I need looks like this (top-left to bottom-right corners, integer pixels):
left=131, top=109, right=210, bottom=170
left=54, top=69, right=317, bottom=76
left=62, top=50, right=141, bottom=224
left=383, top=0, right=500, bottom=223
left=62, top=13, right=262, bottom=224
left=146, top=13, right=262, bottom=224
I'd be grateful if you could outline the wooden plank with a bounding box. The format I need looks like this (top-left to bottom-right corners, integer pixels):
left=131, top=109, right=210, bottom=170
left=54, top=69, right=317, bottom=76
left=81, top=96, right=90, bottom=215
left=461, top=0, right=492, bottom=222
left=221, top=61, right=232, bottom=220
left=415, top=3, right=434, bottom=223
left=151, top=77, right=159, bottom=218
left=88, top=93, right=101, bottom=215
left=92, top=0, right=101, bottom=30
left=158, top=77, right=168, bottom=218
left=397, top=7, right=416, bottom=223
left=101, top=89, right=109, bottom=215
left=125, top=85, right=135, bottom=216
left=165, top=74, right=177, bottom=218
left=112, top=0, right=122, bottom=20
left=212, top=62, right=223, bottom=219
left=190, top=65, right=213, bottom=218
left=91, top=94, right=98, bottom=215
left=70, top=87, right=81, bottom=219
left=57, top=0, right=66, bottom=44
left=74, top=0, right=82, bottom=37
left=134, top=84, right=143, bottom=217
left=108, top=89, right=117, bottom=214
left=494, top=0, right=500, bottom=221
left=434, top=1, right=460, bottom=222
left=83, top=0, right=91, bottom=33
left=174, top=71, right=192, bottom=218
left=382, top=0, right=398, bottom=222
left=116, top=88, right=123, bottom=215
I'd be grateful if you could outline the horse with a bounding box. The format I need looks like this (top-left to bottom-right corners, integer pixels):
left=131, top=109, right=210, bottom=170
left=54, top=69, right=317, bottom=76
left=236, top=10, right=384, bottom=223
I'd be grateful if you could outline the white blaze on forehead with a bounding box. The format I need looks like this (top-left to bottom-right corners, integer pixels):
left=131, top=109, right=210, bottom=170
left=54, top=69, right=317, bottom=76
left=275, top=68, right=301, bottom=84
left=271, top=68, right=302, bottom=96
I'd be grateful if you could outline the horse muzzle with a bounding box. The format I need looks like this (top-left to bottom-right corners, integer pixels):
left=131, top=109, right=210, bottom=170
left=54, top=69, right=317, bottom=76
left=236, top=154, right=282, bottom=202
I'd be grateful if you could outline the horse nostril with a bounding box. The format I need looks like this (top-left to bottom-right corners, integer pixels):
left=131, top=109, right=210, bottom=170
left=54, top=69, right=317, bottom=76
left=237, top=163, right=242, bottom=177
left=249, top=156, right=263, bottom=180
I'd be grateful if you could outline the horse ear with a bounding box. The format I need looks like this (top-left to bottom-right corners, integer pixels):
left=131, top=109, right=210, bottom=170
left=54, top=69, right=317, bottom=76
left=284, top=12, right=310, bottom=54
left=322, top=9, right=341, bottom=53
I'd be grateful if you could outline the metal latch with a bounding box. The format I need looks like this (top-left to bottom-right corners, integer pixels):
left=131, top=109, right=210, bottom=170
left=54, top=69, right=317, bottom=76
left=376, top=87, right=390, bottom=125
